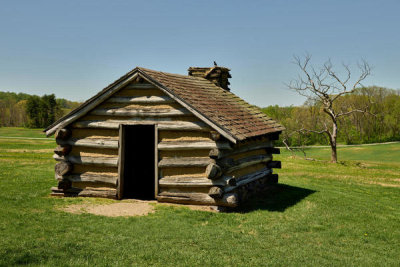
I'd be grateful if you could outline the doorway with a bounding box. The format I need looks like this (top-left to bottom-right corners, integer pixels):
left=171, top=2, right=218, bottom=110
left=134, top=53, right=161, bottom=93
left=118, top=124, right=157, bottom=200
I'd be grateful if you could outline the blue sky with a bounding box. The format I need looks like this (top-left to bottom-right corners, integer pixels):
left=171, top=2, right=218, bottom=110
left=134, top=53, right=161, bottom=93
left=0, top=0, right=399, bottom=106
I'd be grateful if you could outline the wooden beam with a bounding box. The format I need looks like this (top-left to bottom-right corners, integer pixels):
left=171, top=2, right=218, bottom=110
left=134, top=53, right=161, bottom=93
left=210, top=131, right=221, bottom=141
left=265, top=147, right=280, bottom=154
left=205, top=163, right=222, bottom=180
left=159, top=177, right=215, bottom=187
left=156, top=192, right=238, bottom=207
left=208, top=186, right=223, bottom=199
left=224, top=155, right=272, bottom=174
left=224, top=168, right=272, bottom=193
left=91, top=108, right=191, bottom=117
left=266, top=161, right=281, bottom=169
left=124, top=83, right=156, bottom=89
left=117, top=125, right=125, bottom=200
left=55, top=161, right=73, bottom=176
left=53, top=154, right=118, bottom=167
left=107, top=96, right=174, bottom=104
left=209, top=141, right=273, bottom=159
left=154, top=124, right=159, bottom=199
left=51, top=187, right=117, bottom=199
left=57, top=138, right=118, bottom=149
left=158, top=157, right=212, bottom=168
left=55, top=173, right=118, bottom=185
left=157, top=141, right=231, bottom=151
left=58, top=180, right=72, bottom=190
left=159, top=175, right=234, bottom=187
left=269, top=132, right=280, bottom=140
left=55, top=128, right=71, bottom=140
left=72, top=120, right=210, bottom=132
left=54, top=145, right=72, bottom=156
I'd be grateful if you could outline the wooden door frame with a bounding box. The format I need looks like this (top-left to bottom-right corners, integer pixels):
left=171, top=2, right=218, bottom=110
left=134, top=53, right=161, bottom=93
left=117, top=123, right=158, bottom=200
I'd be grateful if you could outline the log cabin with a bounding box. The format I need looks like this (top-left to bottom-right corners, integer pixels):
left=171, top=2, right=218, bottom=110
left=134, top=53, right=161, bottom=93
left=45, top=66, right=284, bottom=208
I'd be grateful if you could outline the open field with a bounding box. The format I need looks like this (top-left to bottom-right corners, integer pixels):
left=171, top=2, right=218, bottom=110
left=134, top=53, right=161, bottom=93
left=0, top=127, right=399, bottom=266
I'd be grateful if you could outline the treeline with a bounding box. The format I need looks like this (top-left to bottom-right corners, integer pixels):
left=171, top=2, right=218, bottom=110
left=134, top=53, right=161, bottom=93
left=0, top=91, right=80, bottom=128
left=262, top=86, right=400, bottom=146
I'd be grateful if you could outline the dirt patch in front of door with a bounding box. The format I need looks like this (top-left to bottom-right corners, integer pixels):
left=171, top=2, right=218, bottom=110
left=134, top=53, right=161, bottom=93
left=62, top=201, right=155, bottom=217
left=61, top=200, right=221, bottom=217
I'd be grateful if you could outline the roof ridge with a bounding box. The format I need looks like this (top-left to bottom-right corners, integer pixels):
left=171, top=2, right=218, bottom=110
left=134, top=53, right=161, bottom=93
left=137, top=67, right=204, bottom=80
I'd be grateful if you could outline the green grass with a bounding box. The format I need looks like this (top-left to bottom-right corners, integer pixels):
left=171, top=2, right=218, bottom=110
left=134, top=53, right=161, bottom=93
left=0, top=127, right=49, bottom=138
left=285, top=143, right=400, bottom=163
left=0, top=128, right=399, bottom=266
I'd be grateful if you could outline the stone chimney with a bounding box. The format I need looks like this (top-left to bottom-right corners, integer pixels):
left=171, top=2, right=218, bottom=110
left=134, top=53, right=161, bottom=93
left=188, top=66, right=231, bottom=91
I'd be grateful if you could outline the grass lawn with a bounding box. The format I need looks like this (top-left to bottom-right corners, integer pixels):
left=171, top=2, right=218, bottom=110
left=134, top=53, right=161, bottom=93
left=0, top=127, right=49, bottom=138
left=0, top=128, right=399, bottom=266
left=285, top=142, right=400, bottom=163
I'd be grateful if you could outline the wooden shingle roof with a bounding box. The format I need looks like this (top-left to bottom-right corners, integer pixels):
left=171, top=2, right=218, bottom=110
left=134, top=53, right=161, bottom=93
left=138, top=68, right=284, bottom=141
left=45, top=67, right=284, bottom=142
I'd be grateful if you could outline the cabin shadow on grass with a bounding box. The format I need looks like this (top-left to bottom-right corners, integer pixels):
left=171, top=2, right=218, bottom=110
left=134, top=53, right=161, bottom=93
left=234, top=184, right=316, bottom=213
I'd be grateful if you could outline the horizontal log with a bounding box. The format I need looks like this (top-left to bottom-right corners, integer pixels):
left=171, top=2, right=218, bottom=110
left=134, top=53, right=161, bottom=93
left=54, top=145, right=72, bottom=156
left=53, top=154, right=118, bottom=167
left=266, top=161, right=281, bottom=169
left=107, top=96, right=174, bottom=104
left=51, top=187, right=117, bottom=199
left=55, top=161, right=73, bottom=176
left=59, top=139, right=231, bottom=152
left=73, top=120, right=210, bottom=131
left=124, top=83, right=156, bottom=89
left=158, top=157, right=212, bottom=168
left=157, top=192, right=238, bottom=207
left=55, top=173, right=118, bottom=185
left=158, top=175, right=233, bottom=187
left=55, top=128, right=71, bottom=140
left=209, top=141, right=273, bottom=159
left=158, top=141, right=231, bottom=151
left=57, top=138, right=118, bottom=149
left=224, top=168, right=272, bottom=193
left=91, top=108, right=191, bottom=117
left=269, top=132, right=280, bottom=140
left=224, top=155, right=272, bottom=174
left=265, top=147, right=280, bottom=154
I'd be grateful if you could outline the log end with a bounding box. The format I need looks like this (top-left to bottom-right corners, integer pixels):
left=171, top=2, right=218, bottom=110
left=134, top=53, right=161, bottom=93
left=58, top=180, right=72, bottom=190
left=54, top=145, right=72, bottom=156
left=210, top=131, right=221, bottom=141
left=208, top=186, right=223, bottom=199
left=206, top=163, right=222, bottom=180
left=55, top=128, right=71, bottom=140
left=55, top=161, right=73, bottom=176
left=208, top=148, right=220, bottom=159
left=265, top=147, right=280, bottom=154
left=267, top=161, right=281, bottom=169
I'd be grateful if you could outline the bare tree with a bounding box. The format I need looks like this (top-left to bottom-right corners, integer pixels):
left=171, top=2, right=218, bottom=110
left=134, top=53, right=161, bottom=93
left=288, top=55, right=371, bottom=163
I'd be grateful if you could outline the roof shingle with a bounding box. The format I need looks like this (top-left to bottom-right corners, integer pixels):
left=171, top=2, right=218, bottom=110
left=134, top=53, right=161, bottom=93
left=138, top=67, right=284, bottom=141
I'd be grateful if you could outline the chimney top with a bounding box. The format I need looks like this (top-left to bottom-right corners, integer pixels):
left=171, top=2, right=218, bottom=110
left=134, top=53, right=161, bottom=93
left=188, top=66, right=232, bottom=91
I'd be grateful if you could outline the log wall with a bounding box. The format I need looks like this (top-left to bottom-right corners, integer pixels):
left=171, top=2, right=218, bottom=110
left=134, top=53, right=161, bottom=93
left=51, top=80, right=281, bottom=207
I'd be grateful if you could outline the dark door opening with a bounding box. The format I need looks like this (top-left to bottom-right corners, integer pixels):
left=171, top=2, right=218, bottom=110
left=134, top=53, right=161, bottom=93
left=120, top=124, right=156, bottom=200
